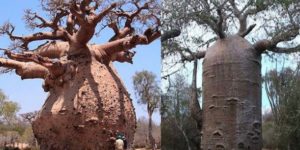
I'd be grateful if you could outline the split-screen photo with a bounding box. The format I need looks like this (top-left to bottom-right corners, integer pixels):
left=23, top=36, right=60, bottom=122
left=0, top=0, right=299, bottom=150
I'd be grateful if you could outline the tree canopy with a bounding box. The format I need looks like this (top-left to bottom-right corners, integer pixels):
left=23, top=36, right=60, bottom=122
left=0, top=90, right=20, bottom=125
left=133, top=70, right=160, bottom=110
left=0, top=0, right=161, bottom=82
left=162, top=0, right=300, bottom=65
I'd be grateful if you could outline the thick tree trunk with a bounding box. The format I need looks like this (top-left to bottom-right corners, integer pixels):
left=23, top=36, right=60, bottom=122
left=201, top=36, right=262, bottom=149
left=32, top=51, right=136, bottom=150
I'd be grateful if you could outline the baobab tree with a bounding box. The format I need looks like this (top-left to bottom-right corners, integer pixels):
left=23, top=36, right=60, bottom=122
left=133, top=70, right=160, bottom=150
left=0, top=0, right=160, bottom=149
left=162, top=0, right=300, bottom=149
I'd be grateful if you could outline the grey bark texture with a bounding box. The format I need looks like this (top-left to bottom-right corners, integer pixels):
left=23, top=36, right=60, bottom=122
left=202, top=36, right=262, bottom=149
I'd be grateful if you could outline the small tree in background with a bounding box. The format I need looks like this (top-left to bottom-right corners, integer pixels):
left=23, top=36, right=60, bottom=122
left=0, top=90, right=24, bottom=148
left=0, top=90, right=19, bottom=125
left=20, top=111, right=39, bottom=148
left=133, top=70, right=160, bottom=150
left=20, top=111, right=38, bottom=123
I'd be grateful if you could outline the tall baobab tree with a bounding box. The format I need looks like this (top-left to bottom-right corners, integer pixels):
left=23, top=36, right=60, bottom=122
left=162, top=0, right=300, bottom=149
left=133, top=70, right=160, bottom=150
left=0, top=0, right=160, bottom=149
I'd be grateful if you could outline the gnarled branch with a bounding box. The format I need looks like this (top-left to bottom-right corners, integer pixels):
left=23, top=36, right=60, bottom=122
left=3, top=50, right=65, bottom=77
left=108, top=2, right=151, bottom=42
left=268, top=45, right=300, bottom=54
left=0, top=58, right=48, bottom=79
left=24, top=9, right=68, bottom=30
left=93, top=3, right=117, bottom=24
left=0, top=22, right=69, bottom=49
left=94, top=27, right=160, bottom=63
left=254, top=25, right=300, bottom=53
left=228, top=0, right=271, bottom=36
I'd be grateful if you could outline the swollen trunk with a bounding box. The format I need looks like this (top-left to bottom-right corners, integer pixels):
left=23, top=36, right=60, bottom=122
left=202, top=36, right=262, bottom=149
left=32, top=55, right=136, bottom=150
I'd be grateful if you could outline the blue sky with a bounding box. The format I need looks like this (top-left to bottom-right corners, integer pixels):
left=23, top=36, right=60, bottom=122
left=0, top=0, right=161, bottom=124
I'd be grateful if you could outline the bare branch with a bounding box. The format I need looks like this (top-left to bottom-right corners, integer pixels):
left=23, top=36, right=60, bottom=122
left=216, top=7, right=225, bottom=39
left=19, top=31, right=67, bottom=49
left=69, top=1, right=85, bottom=24
left=193, top=12, right=219, bottom=36
left=24, top=9, right=68, bottom=30
left=161, top=29, right=181, bottom=42
left=0, top=22, right=69, bottom=49
left=236, top=1, right=271, bottom=36
left=270, top=25, right=299, bottom=46
left=268, top=45, right=300, bottom=54
left=107, top=21, right=133, bottom=42
left=66, top=14, right=75, bottom=35
left=108, top=22, right=119, bottom=36
left=254, top=25, right=299, bottom=53
left=93, top=3, right=117, bottom=24
left=52, top=9, right=69, bottom=29
left=0, top=23, right=23, bottom=41
left=107, top=2, right=151, bottom=42
left=80, top=0, right=92, bottom=13
left=243, top=3, right=269, bottom=17
left=94, top=28, right=160, bottom=59
left=126, top=2, right=149, bottom=26
left=107, top=22, right=119, bottom=41
left=239, top=24, right=256, bottom=37
left=228, top=0, right=241, bottom=17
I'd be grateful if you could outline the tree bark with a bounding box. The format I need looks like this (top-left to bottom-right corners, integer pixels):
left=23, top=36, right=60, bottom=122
left=201, top=35, right=262, bottom=149
left=31, top=47, right=136, bottom=150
